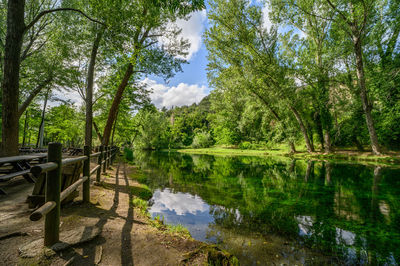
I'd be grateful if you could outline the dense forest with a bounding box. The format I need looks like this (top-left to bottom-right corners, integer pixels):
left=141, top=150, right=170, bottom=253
left=1, top=0, right=399, bottom=156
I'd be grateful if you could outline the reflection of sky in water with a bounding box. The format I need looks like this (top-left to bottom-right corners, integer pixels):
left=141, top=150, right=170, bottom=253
left=149, top=188, right=216, bottom=242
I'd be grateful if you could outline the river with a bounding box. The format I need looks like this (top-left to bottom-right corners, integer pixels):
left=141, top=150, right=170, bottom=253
left=131, top=151, right=400, bottom=265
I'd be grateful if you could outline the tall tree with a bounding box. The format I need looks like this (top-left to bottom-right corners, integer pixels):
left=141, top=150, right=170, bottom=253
left=270, top=0, right=337, bottom=152
left=101, top=0, right=205, bottom=146
left=205, top=0, right=315, bottom=152
left=322, top=0, right=383, bottom=154
left=1, top=0, right=103, bottom=156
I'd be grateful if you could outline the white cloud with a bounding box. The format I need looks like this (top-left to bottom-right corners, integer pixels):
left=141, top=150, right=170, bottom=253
left=255, top=0, right=272, bottom=31
left=150, top=189, right=209, bottom=216
left=48, top=89, right=83, bottom=107
left=143, top=78, right=207, bottom=108
left=261, top=5, right=272, bottom=31
left=172, top=10, right=207, bottom=60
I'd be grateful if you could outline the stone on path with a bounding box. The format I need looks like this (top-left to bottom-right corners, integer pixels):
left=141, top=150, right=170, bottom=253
left=19, top=225, right=101, bottom=258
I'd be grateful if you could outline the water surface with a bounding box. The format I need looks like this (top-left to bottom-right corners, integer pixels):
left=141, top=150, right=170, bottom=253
left=133, top=151, right=400, bottom=265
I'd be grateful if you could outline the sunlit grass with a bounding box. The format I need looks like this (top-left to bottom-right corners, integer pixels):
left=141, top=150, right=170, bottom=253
left=177, top=146, right=400, bottom=166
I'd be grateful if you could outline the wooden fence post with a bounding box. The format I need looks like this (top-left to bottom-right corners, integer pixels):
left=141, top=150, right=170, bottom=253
left=45, top=142, right=62, bottom=247
left=83, top=146, right=90, bottom=203
left=96, top=145, right=103, bottom=182
left=103, top=146, right=108, bottom=173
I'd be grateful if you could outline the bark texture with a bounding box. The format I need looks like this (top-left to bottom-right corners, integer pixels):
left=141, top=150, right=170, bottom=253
left=85, top=29, right=104, bottom=148
left=1, top=0, right=25, bottom=156
left=102, top=63, right=134, bottom=145
left=290, top=106, right=314, bottom=153
left=353, top=37, right=382, bottom=155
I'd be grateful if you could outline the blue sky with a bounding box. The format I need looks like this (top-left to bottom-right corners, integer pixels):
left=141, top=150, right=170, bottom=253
left=149, top=42, right=209, bottom=89
left=58, top=1, right=274, bottom=109
left=146, top=9, right=211, bottom=109
left=146, top=1, right=274, bottom=109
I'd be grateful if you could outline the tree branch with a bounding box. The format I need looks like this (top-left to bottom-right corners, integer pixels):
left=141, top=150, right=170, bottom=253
left=18, top=75, right=53, bottom=118
left=25, top=8, right=105, bottom=33
left=325, top=0, right=351, bottom=26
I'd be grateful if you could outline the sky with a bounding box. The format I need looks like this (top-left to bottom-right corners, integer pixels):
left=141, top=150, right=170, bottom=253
left=145, top=9, right=210, bottom=109
left=146, top=0, right=274, bottom=109
left=54, top=1, right=274, bottom=109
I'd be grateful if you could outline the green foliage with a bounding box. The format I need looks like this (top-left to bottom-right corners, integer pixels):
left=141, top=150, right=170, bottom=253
left=132, top=198, right=150, bottom=217
left=191, top=131, right=213, bottom=148
left=133, top=107, right=170, bottom=150
left=124, top=147, right=134, bottom=161
left=45, top=103, right=84, bottom=146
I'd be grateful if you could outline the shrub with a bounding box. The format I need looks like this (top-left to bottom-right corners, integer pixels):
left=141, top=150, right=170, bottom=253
left=191, top=131, right=214, bottom=148
left=239, top=141, right=252, bottom=149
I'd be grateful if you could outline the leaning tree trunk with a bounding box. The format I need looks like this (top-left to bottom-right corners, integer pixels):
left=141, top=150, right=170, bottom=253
left=353, top=37, right=382, bottom=155
left=93, top=121, right=103, bottom=143
left=289, top=106, right=314, bottom=153
left=111, top=109, right=119, bottom=146
left=1, top=0, right=25, bottom=156
left=102, top=63, right=134, bottom=146
left=85, top=29, right=104, bottom=149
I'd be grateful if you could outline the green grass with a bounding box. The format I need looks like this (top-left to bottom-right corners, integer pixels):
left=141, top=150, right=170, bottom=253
left=152, top=215, right=191, bottom=239
left=178, top=147, right=288, bottom=156
left=131, top=184, right=152, bottom=200
left=177, top=147, right=400, bottom=166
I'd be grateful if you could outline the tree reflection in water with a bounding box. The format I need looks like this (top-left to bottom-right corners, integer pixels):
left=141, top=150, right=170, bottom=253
left=132, top=151, right=400, bottom=265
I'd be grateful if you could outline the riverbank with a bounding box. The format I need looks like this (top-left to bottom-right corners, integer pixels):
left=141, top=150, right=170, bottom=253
left=177, top=147, right=400, bottom=166
left=1, top=161, right=237, bottom=265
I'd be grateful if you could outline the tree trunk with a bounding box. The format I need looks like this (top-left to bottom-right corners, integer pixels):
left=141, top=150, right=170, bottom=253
left=22, top=110, right=28, bottom=147
left=289, top=141, right=296, bottom=153
left=314, top=111, right=325, bottom=150
left=102, top=63, right=134, bottom=145
left=93, top=121, right=103, bottom=143
left=324, top=131, right=332, bottom=153
left=289, top=106, right=314, bottom=153
left=18, top=76, right=53, bottom=118
left=85, top=29, right=104, bottom=149
left=36, top=90, right=49, bottom=148
left=111, top=110, right=119, bottom=146
left=353, top=37, right=382, bottom=155
left=1, top=0, right=26, bottom=156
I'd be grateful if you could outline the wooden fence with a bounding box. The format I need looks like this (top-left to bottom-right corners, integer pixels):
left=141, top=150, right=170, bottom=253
left=25, top=143, right=118, bottom=246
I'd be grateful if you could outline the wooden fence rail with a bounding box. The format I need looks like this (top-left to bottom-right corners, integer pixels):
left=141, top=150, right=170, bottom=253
left=27, top=143, right=119, bottom=247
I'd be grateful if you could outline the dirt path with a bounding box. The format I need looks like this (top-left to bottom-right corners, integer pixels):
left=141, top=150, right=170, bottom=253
left=0, top=161, right=209, bottom=265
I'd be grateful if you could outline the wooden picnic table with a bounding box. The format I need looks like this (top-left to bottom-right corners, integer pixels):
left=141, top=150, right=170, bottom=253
left=0, top=153, right=47, bottom=166
left=0, top=153, right=47, bottom=194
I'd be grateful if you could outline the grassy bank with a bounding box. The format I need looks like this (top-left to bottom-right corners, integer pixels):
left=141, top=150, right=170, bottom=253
left=177, top=147, right=400, bottom=166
